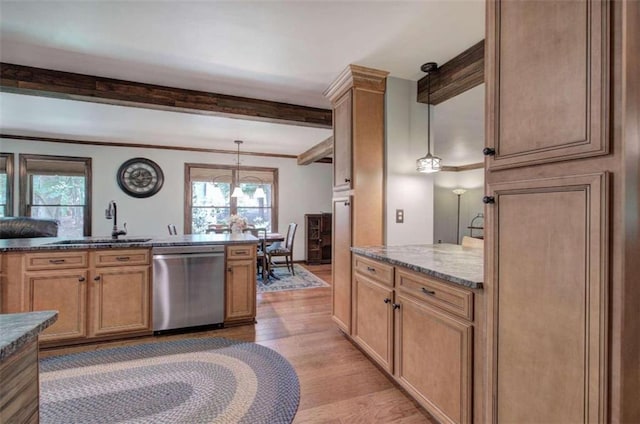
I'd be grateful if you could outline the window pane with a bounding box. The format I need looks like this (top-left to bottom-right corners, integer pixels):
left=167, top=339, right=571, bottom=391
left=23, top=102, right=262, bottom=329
left=237, top=183, right=272, bottom=207
left=237, top=207, right=271, bottom=231
left=31, top=206, right=84, bottom=237
left=192, top=207, right=231, bottom=234
left=192, top=182, right=230, bottom=207
left=32, top=175, right=85, bottom=205
left=0, top=173, right=6, bottom=206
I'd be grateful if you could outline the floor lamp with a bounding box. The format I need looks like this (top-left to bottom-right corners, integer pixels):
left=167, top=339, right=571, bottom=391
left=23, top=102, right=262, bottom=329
left=452, top=189, right=466, bottom=244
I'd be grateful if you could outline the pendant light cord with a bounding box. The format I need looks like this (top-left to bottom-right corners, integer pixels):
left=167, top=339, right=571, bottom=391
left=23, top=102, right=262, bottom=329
left=427, top=71, right=431, bottom=154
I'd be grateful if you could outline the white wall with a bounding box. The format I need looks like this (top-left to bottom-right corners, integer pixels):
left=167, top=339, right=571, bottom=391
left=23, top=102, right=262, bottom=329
left=0, top=137, right=332, bottom=261
left=433, top=168, right=484, bottom=244
left=385, top=77, right=435, bottom=245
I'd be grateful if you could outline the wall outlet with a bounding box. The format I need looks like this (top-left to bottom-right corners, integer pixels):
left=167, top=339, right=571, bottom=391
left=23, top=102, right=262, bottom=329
left=396, top=209, right=404, bottom=223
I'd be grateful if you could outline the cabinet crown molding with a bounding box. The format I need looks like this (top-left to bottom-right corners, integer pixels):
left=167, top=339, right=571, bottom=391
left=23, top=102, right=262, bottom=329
left=324, top=64, right=389, bottom=104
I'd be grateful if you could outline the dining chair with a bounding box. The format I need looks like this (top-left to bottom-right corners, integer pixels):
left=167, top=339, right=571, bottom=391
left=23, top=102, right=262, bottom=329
left=266, top=222, right=298, bottom=275
left=167, top=224, right=177, bottom=235
left=461, top=236, right=483, bottom=249
left=246, top=228, right=269, bottom=281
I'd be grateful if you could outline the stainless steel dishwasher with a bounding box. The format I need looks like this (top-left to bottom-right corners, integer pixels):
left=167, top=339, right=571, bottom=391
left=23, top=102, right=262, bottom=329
left=152, top=245, right=225, bottom=332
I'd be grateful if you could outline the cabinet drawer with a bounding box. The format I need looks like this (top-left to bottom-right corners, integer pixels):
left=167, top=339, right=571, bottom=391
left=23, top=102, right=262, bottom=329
left=396, top=268, right=473, bottom=321
left=94, top=249, right=150, bottom=267
left=227, top=244, right=256, bottom=260
left=353, top=255, right=393, bottom=287
left=25, top=251, right=88, bottom=271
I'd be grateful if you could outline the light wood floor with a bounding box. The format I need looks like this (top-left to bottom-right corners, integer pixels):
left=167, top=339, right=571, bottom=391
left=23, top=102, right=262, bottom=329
left=41, top=263, right=434, bottom=424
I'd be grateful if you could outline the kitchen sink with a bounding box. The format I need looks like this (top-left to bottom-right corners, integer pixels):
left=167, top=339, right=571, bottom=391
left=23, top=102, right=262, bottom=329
left=45, top=238, right=152, bottom=245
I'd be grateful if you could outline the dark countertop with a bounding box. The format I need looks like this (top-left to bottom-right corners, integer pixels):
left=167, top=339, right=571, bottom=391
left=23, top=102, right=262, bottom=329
left=0, top=233, right=259, bottom=252
left=351, top=244, right=483, bottom=289
left=0, top=310, right=58, bottom=362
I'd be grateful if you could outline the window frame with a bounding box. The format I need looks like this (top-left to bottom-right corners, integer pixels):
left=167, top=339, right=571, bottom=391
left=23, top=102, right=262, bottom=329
left=184, top=163, right=278, bottom=234
left=0, top=153, right=14, bottom=217
left=19, top=154, right=92, bottom=236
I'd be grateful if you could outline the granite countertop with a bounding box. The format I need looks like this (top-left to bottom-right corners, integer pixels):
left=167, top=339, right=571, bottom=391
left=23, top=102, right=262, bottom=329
left=0, top=233, right=258, bottom=252
left=0, top=310, right=58, bottom=361
left=351, top=244, right=483, bottom=289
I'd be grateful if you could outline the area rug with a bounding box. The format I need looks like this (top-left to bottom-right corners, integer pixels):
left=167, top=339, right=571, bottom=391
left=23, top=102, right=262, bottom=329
left=39, top=337, right=300, bottom=424
left=258, top=263, right=330, bottom=293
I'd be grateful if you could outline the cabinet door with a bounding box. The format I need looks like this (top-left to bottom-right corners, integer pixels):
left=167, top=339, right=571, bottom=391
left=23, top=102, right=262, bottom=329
left=333, top=90, right=352, bottom=191
left=332, top=196, right=352, bottom=333
left=225, top=259, right=256, bottom=322
left=27, top=270, right=88, bottom=342
left=90, top=266, right=151, bottom=336
left=352, top=273, right=393, bottom=372
left=395, top=292, right=472, bottom=424
left=487, top=173, right=607, bottom=423
left=486, top=0, right=609, bottom=169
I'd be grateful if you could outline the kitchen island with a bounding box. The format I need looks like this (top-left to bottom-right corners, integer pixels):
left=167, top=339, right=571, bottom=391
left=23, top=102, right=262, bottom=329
left=0, top=310, right=58, bottom=422
left=347, top=243, right=484, bottom=424
left=0, top=234, right=258, bottom=347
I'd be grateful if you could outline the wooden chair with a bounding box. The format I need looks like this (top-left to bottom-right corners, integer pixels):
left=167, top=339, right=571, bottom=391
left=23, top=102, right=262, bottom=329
left=246, top=228, right=269, bottom=281
left=266, top=223, right=298, bottom=275
left=167, top=224, right=177, bottom=235
left=462, top=236, right=483, bottom=249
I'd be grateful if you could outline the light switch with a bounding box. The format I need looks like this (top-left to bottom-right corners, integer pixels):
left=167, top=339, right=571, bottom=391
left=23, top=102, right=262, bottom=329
left=396, top=209, right=404, bottom=223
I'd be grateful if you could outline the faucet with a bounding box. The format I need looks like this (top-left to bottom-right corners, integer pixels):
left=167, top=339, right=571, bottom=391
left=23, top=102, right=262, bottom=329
left=105, top=201, right=127, bottom=239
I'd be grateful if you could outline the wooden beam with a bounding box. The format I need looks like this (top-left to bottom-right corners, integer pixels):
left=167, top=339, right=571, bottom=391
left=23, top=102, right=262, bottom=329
left=417, top=40, right=485, bottom=105
left=297, top=136, right=333, bottom=165
left=441, top=162, right=484, bottom=172
left=0, top=63, right=333, bottom=128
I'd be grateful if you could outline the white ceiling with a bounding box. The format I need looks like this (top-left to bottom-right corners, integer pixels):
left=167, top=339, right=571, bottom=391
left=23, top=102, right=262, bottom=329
left=0, top=0, right=485, bottom=157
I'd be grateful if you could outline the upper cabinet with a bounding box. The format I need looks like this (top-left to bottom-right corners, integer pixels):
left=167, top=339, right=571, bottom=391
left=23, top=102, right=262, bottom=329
left=485, top=0, right=610, bottom=170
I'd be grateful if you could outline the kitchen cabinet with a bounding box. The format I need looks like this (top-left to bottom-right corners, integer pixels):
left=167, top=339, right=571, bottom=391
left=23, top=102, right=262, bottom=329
left=483, top=0, right=640, bottom=421
left=351, top=255, right=394, bottom=373
left=2, top=248, right=152, bottom=346
left=351, top=254, right=478, bottom=424
left=224, top=244, right=256, bottom=324
left=325, top=65, right=388, bottom=335
left=304, top=213, right=332, bottom=265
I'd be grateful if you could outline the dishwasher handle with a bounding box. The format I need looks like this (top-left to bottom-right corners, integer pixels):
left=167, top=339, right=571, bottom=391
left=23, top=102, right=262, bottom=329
left=153, top=252, right=225, bottom=261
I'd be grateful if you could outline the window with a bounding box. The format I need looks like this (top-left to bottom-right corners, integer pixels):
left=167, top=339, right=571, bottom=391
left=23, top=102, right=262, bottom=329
left=19, top=154, right=92, bottom=237
left=0, top=153, right=14, bottom=217
left=186, top=164, right=278, bottom=234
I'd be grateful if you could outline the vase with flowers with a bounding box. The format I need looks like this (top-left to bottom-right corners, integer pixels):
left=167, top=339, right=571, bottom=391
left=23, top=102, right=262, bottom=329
left=228, top=214, right=248, bottom=234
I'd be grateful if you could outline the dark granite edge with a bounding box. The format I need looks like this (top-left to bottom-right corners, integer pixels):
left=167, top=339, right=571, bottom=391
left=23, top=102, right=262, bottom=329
left=351, top=247, right=483, bottom=289
left=0, top=311, right=58, bottom=362
left=0, top=237, right=259, bottom=252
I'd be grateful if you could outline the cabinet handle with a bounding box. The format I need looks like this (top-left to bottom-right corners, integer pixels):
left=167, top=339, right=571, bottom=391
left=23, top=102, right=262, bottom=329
left=78, top=276, right=86, bottom=282
left=383, top=298, right=391, bottom=304
left=235, top=250, right=249, bottom=255
left=49, top=259, right=66, bottom=264
left=392, top=303, right=401, bottom=310
left=483, top=147, right=496, bottom=156
left=366, top=266, right=376, bottom=272
left=116, top=256, right=130, bottom=261
left=483, top=196, right=495, bottom=204
left=421, top=287, right=436, bottom=296
left=93, top=276, right=101, bottom=282
left=344, top=178, right=351, bottom=183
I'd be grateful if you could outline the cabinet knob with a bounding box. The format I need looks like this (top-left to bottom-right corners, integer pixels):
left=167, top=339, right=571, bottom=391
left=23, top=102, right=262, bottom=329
left=78, top=276, right=86, bottom=282
left=392, top=303, right=401, bottom=310
left=344, top=178, right=351, bottom=183
left=93, top=276, right=101, bottom=282
left=344, top=201, right=350, bottom=206
left=421, top=287, right=436, bottom=296
left=482, top=196, right=495, bottom=204
left=483, top=147, right=496, bottom=156
left=227, top=267, right=233, bottom=273
left=384, top=298, right=391, bottom=304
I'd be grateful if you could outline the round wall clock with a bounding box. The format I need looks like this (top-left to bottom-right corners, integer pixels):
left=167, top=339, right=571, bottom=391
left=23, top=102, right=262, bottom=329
left=116, top=158, right=164, bottom=198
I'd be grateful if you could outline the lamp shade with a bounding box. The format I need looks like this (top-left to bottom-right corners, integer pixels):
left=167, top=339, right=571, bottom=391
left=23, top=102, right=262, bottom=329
left=254, top=186, right=266, bottom=199
left=452, top=188, right=467, bottom=195
left=231, top=186, right=244, bottom=198
left=416, top=153, right=442, bottom=173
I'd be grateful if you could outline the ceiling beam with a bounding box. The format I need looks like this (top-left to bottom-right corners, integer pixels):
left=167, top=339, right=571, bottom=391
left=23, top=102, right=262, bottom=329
left=0, top=63, right=333, bottom=129
left=297, top=136, right=333, bottom=165
left=417, top=40, right=484, bottom=105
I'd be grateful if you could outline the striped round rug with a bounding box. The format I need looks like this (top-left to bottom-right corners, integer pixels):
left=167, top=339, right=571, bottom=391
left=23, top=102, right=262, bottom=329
left=39, top=337, right=300, bottom=424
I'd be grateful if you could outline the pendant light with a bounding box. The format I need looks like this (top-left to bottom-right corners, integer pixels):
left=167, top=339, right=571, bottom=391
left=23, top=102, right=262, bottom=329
left=231, top=140, right=244, bottom=198
left=416, top=62, right=442, bottom=173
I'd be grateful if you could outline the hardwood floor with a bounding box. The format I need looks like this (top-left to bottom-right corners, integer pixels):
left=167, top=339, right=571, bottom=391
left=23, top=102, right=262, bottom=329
left=40, top=263, right=434, bottom=423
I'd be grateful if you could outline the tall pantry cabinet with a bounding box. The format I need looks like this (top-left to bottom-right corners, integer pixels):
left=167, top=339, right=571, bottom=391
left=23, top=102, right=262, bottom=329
left=484, top=0, right=639, bottom=422
left=324, top=65, right=388, bottom=333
